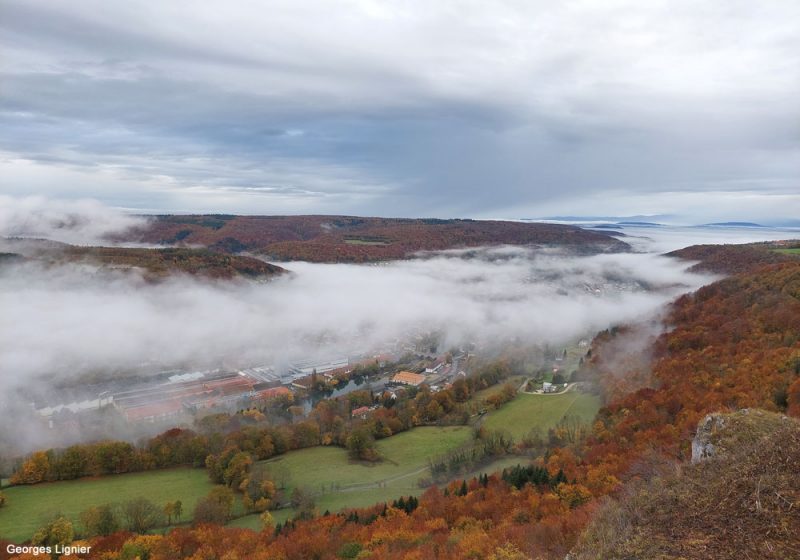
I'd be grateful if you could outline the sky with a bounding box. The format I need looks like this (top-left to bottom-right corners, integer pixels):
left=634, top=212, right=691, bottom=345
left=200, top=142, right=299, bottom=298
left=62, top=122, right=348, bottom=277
left=1, top=0, right=798, bottom=223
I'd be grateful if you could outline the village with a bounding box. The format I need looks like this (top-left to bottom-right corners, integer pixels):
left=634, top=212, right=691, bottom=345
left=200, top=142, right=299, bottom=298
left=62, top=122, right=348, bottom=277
left=28, top=329, right=474, bottom=432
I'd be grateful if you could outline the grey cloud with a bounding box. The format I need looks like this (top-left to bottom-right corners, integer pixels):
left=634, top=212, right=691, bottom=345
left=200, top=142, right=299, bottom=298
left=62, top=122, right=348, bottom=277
left=0, top=0, right=798, bottom=219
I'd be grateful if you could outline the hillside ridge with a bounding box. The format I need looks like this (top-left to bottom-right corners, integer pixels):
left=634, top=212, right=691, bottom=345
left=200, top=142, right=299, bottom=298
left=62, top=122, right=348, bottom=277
left=123, top=215, right=630, bottom=262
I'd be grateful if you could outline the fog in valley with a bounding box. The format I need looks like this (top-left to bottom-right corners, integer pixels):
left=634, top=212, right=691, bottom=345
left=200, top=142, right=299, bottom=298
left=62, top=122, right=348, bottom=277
left=5, top=197, right=793, bottom=456
left=0, top=247, right=714, bottom=389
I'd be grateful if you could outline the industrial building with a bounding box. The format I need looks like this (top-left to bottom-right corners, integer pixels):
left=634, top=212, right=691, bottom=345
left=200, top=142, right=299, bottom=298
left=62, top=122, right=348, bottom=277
left=391, top=371, right=427, bottom=387
left=288, top=356, right=350, bottom=379
left=112, top=371, right=289, bottom=423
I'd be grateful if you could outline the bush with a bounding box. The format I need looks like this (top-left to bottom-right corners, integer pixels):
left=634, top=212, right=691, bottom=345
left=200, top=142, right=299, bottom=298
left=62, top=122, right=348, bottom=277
left=121, top=497, right=163, bottom=534
left=80, top=504, right=119, bottom=537
left=194, top=487, right=235, bottom=524
left=345, top=429, right=380, bottom=462
left=32, top=515, right=74, bottom=548
left=338, top=542, right=363, bottom=558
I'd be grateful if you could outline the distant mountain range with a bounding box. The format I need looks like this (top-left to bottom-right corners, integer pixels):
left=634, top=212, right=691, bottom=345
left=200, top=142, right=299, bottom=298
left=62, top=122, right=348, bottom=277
left=700, top=221, right=766, bottom=228
left=537, top=216, right=800, bottom=228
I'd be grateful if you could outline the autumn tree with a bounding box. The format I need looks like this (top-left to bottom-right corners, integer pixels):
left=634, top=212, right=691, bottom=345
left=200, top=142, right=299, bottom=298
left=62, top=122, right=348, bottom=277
left=173, top=500, right=183, bottom=523
left=290, top=486, right=317, bottom=521
left=31, top=515, right=74, bottom=549
left=80, top=504, right=119, bottom=537
left=163, top=501, right=178, bottom=525
left=194, top=487, right=235, bottom=524
left=240, top=467, right=277, bottom=512
left=122, top=497, right=163, bottom=533
left=260, top=510, right=274, bottom=531
left=11, top=451, right=50, bottom=484
left=346, top=428, right=379, bottom=462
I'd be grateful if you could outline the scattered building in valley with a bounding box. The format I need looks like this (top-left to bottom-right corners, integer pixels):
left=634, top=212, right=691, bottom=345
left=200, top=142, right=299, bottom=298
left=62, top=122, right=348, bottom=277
left=391, top=371, right=427, bottom=387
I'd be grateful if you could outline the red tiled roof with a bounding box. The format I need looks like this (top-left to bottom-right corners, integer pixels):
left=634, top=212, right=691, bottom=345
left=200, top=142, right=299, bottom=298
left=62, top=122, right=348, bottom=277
left=392, top=371, right=426, bottom=386
left=123, top=399, right=183, bottom=422
left=255, top=386, right=291, bottom=400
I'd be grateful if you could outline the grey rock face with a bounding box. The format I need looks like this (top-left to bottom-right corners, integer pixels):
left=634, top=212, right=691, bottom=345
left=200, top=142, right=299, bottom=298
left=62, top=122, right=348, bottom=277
left=691, top=413, right=725, bottom=463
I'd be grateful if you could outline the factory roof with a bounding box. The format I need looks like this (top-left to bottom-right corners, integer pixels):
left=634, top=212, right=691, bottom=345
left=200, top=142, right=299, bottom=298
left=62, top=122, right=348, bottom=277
left=392, top=371, right=427, bottom=386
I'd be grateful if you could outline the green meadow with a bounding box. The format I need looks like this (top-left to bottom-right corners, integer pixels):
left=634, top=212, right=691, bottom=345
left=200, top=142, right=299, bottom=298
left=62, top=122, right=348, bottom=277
left=0, top=467, right=214, bottom=543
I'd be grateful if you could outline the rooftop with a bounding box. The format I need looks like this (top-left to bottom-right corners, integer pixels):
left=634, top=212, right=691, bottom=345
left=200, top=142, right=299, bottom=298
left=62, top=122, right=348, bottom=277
left=392, top=371, right=427, bottom=386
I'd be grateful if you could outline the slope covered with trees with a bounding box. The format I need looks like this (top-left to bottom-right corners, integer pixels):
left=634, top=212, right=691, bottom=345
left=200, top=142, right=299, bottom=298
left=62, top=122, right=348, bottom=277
left=0, top=238, right=286, bottom=280
left=124, top=215, right=629, bottom=262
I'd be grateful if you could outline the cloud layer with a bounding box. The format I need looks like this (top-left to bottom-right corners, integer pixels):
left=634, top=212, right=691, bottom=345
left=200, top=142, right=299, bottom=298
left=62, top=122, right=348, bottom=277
left=0, top=195, right=146, bottom=245
left=0, top=246, right=714, bottom=392
left=1, top=0, right=798, bottom=220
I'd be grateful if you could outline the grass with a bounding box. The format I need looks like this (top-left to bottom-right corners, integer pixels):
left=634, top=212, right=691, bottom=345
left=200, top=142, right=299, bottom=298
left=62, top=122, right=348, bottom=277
left=260, top=426, right=472, bottom=492
left=0, top=467, right=215, bottom=543
left=230, top=453, right=533, bottom=531
left=470, top=376, right=525, bottom=403
left=343, top=237, right=390, bottom=246
left=773, top=248, right=800, bottom=255
left=1, top=394, right=598, bottom=540
left=234, top=395, right=601, bottom=529
left=229, top=426, right=473, bottom=530
left=481, top=391, right=601, bottom=441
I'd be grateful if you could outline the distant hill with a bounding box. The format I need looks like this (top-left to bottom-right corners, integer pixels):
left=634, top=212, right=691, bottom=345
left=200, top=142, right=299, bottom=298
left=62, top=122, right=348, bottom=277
left=615, top=221, right=663, bottom=227
left=668, top=243, right=795, bottom=275
left=122, top=215, right=630, bottom=262
left=700, top=221, right=766, bottom=228
left=0, top=237, right=285, bottom=280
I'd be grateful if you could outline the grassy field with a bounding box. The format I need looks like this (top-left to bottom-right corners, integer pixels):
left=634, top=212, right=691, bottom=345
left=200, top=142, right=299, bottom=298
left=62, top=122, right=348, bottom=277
left=0, top=468, right=214, bottom=543
left=261, top=426, right=472, bottom=493
left=228, top=426, right=473, bottom=530
left=481, top=391, right=601, bottom=441
left=470, top=376, right=525, bottom=403
left=231, top=429, right=529, bottom=531
left=232, top=397, right=600, bottom=530
left=774, top=248, right=800, bottom=255
left=1, top=394, right=599, bottom=540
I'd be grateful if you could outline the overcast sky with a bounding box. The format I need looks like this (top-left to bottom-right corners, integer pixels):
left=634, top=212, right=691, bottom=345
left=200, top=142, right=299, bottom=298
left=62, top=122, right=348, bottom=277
left=1, top=0, right=798, bottom=222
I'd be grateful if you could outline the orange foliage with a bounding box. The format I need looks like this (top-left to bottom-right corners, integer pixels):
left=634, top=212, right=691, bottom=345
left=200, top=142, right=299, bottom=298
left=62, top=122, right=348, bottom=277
left=73, top=251, right=800, bottom=559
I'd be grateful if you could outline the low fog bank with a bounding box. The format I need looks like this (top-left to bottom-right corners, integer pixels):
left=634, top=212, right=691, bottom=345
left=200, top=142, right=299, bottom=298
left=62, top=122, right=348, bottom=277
left=0, top=246, right=714, bottom=394
left=0, top=195, right=146, bottom=245
left=589, top=224, right=800, bottom=253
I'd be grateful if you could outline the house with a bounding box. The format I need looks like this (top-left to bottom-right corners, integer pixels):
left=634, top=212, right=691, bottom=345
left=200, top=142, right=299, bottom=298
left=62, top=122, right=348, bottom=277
left=252, top=386, right=291, bottom=402
left=425, top=358, right=446, bottom=374
left=392, top=371, right=427, bottom=387
left=351, top=406, right=371, bottom=419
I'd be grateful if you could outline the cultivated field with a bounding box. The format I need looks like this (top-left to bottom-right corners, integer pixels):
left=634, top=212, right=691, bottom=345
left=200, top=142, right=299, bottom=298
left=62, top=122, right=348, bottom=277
left=0, top=468, right=214, bottom=543
left=481, top=392, right=601, bottom=441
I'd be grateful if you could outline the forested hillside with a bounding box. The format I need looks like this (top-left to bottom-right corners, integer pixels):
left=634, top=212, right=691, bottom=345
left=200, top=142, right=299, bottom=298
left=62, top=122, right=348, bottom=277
left=124, top=215, right=629, bottom=262
left=0, top=239, right=286, bottom=281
